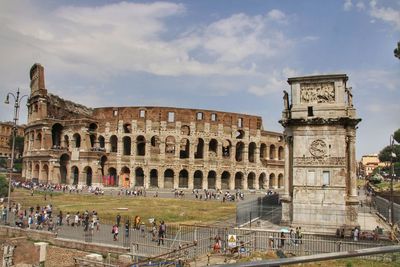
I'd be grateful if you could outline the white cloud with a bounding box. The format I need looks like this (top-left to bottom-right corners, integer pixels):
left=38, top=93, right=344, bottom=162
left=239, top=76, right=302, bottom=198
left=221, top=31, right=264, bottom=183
left=344, top=0, right=353, bottom=11
left=356, top=1, right=366, bottom=10
left=368, top=0, right=400, bottom=30
left=248, top=68, right=299, bottom=96
left=0, top=2, right=293, bottom=81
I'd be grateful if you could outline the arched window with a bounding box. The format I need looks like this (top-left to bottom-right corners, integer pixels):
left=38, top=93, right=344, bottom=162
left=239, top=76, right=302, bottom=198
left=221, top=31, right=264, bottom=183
left=221, top=171, right=230, bottom=190
left=137, top=136, right=146, bottom=156
left=195, top=138, right=204, bottom=159
left=165, top=136, right=175, bottom=155
left=194, top=170, right=203, bottom=189
left=269, top=145, right=276, bottom=160
left=98, top=136, right=105, bottom=148
left=123, top=136, right=131, bottom=155
left=52, top=123, right=63, bottom=147
left=235, top=142, right=244, bottom=162
left=209, top=139, right=218, bottom=157
left=248, top=142, right=256, bottom=162
left=179, top=169, right=189, bottom=188
left=222, top=140, right=231, bottom=158
left=180, top=138, right=190, bottom=159
left=110, top=135, right=118, bottom=152
left=73, top=133, right=81, bottom=148
left=278, top=146, right=284, bottom=160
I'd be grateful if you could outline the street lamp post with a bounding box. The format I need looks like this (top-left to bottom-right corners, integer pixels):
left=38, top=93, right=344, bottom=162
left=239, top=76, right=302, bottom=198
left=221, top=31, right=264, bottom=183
left=4, top=88, right=28, bottom=223
left=389, top=134, right=398, bottom=228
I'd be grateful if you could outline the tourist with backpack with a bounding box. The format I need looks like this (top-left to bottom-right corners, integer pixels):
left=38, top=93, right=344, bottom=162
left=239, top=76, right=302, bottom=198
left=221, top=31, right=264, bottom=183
left=158, top=221, right=166, bottom=245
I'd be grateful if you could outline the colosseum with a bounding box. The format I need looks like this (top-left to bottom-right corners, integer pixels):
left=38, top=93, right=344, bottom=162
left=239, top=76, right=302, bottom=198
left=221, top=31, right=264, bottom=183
left=22, top=63, right=285, bottom=190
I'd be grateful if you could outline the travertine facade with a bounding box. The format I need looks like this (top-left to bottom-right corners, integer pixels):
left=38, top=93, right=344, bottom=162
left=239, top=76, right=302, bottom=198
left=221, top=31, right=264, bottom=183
left=22, top=63, right=284, bottom=189
left=0, top=122, right=25, bottom=158
left=280, top=74, right=361, bottom=231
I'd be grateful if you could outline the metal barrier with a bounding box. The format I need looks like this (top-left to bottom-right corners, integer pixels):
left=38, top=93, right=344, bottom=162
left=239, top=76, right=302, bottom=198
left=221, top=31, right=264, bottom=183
left=236, top=194, right=280, bottom=226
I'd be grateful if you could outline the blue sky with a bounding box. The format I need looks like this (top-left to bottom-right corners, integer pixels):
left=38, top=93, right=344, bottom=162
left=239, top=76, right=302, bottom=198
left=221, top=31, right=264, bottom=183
left=0, top=0, right=399, bottom=159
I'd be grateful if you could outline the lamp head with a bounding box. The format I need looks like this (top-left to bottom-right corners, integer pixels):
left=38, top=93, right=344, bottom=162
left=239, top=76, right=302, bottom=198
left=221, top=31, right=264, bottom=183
left=4, top=94, right=9, bottom=104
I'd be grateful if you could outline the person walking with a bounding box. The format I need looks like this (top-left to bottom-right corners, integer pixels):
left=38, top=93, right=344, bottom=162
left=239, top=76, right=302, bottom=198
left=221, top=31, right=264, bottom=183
left=158, top=221, right=166, bottom=245
left=116, top=214, right=121, bottom=227
left=112, top=224, right=119, bottom=241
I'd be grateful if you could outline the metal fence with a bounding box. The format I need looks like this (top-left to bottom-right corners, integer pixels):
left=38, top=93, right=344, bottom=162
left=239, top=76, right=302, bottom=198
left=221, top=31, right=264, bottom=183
left=372, top=195, right=400, bottom=226
left=236, top=194, right=280, bottom=226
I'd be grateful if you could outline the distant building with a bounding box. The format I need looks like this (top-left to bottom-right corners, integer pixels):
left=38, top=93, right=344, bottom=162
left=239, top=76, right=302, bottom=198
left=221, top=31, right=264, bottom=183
left=22, top=63, right=285, bottom=188
left=358, top=154, right=386, bottom=177
left=0, top=122, right=25, bottom=159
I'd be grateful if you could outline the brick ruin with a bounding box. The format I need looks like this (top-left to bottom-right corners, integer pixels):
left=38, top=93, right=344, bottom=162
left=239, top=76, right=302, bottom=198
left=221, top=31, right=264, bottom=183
left=22, top=63, right=284, bottom=190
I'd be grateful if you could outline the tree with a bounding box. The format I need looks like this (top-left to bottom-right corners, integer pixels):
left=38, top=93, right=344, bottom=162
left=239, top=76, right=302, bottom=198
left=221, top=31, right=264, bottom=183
left=394, top=128, right=400, bottom=144
left=8, top=135, right=24, bottom=158
left=0, top=175, right=8, bottom=198
left=395, top=41, right=400, bottom=60
left=379, top=145, right=400, bottom=163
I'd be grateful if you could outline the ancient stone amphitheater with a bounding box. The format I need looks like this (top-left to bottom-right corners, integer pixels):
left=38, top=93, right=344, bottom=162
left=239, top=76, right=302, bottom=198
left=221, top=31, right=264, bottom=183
left=23, top=63, right=284, bottom=190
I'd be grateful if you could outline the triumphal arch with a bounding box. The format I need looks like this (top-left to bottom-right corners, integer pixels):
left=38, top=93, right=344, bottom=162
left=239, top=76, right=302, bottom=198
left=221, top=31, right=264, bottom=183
left=279, top=74, right=361, bottom=232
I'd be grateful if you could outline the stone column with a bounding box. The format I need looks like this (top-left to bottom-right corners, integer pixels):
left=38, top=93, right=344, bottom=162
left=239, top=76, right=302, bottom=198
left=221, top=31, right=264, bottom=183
left=243, top=174, right=248, bottom=190
left=255, top=146, right=260, bottom=164
left=229, top=172, right=235, bottom=191
left=231, top=143, right=236, bottom=162
left=204, top=139, right=209, bottom=162
left=243, top=143, right=248, bottom=163
left=348, top=130, right=358, bottom=199
left=216, top=172, right=222, bottom=190
left=282, top=140, right=290, bottom=199
left=131, top=139, right=137, bottom=157
left=202, top=172, right=208, bottom=189
left=254, top=174, right=259, bottom=190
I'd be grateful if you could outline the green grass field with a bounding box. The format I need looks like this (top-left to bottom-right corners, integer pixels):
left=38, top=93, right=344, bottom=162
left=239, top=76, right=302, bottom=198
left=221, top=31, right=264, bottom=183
left=10, top=189, right=236, bottom=225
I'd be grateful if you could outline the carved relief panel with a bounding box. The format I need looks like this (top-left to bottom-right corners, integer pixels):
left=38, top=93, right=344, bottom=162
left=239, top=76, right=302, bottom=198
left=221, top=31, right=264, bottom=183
left=300, top=82, right=335, bottom=103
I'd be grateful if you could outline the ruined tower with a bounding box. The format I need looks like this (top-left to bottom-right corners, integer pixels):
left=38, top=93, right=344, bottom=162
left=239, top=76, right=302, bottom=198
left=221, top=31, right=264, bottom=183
left=27, top=63, right=48, bottom=123
left=279, top=74, right=361, bottom=232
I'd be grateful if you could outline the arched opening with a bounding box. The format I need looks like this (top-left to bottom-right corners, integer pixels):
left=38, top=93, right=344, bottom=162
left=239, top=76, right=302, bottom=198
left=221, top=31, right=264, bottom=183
left=221, top=171, right=230, bottom=190
left=235, top=130, right=245, bottom=139
left=164, top=169, right=174, bottom=189
left=259, top=173, right=266, bottom=189
left=100, top=155, right=107, bottom=176
left=98, top=135, right=105, bottom=148
left=151, top=136, right=160, bottom=154
left=60, top=154, right=70, bottom=184
left=260, top=143, right=267, bottom=160
left=207, top=171, right=216, bottom=189
left=248, top=142, right=256, bottom=162
left=269, top=145, right=276, bottom=160
left=123, top=136, right=131, bottom=155
left=269, top=173, right=276, bottom=188
left=121, top=166, right=131, bottom=188
left=179, top=169, right=189, bottom=188
left=71, top=166, right=79, bottom=185
left=123, top=123, right=131, bottom=134
left=194, top=170, right=203, bottom=189
left=42, top=164, right=49, bottom=183
left=110, top=135, right=118, bottom=153
left=165, top=136, right=175, bottom=155
left=209, top=139, right=218, bottom=158
left=88, top=123, right=98, bottom=132
left=248, top=172, right=255, bottom=189
left=235, top=142, right=244, bottom=162
left=278, top=173, right=284, bottom=188
left=107, top=167, right=118, bottom=186
left=33, top=164, right=40, bottom=180
left=222, top=140, right=231, bottom=158
left=150, top=169, right=158, bottom=188
left=64, top=135, right=70, bottom=149
left=52, top=123, right=63, bottom=147
left=90, top=134, right=96, bottom=148
left=235, top=172, right=244, bottom=189
left=35, top=133, right=42, bottom=149
left=181, top=125, right=190, bottom=135
left=136, top=136, right=146, bottom=156
left=195, top=138, right=204, bottom=159
left=84, top=166, right=93, bottom=186
left=278, top=146, right=284, bottom=160
left=135, top=167, right=144, bottom=187
left=179, top=138, right=190, bottom=159
left=73, top=133, right=81, bottom=148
